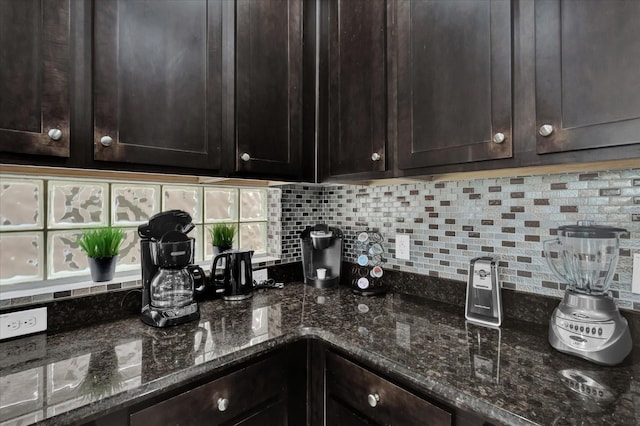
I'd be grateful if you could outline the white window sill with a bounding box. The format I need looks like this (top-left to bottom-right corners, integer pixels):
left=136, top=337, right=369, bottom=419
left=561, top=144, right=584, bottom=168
left=0, top=256, right=280, bottom=301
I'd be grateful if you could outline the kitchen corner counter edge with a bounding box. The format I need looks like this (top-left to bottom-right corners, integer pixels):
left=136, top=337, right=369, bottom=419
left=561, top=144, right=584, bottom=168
left=1, top=283, right=637, bottom=426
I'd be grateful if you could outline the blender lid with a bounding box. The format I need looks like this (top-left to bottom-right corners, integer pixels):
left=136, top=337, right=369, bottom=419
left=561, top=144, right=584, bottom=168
left=557, top=221, right=627, bottom=238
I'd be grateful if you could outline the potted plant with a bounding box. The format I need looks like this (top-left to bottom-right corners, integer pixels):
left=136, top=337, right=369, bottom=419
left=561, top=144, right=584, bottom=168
left=208, top=223, right=236, bottom=255
left=78, top=227, right=125, bottom=282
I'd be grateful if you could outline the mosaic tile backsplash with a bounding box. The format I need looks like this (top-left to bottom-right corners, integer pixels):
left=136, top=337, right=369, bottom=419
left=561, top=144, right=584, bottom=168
left=1, top=168, right=639, bottom=314
left=277, top=169, right=640, bottom=311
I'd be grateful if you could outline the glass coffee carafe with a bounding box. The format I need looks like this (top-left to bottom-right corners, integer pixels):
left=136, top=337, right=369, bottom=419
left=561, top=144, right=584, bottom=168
left=150, top=268, right=194, bottom=308
left=150, top=236, right=196, bottom=308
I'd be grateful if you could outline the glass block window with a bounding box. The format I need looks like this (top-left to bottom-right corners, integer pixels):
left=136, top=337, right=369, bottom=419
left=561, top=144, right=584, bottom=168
left=112, top=184, right=160, bottom=226
left=0, top=174, right=269, bottom=287
left=0, top=176, right=45, bottom=284
left=204, top=188, right=237, bottom=222
left=163, top=186, right=202, bottom=223
left=0, top=178, right=43, bottom=230
left=48, top=181, right=108, bottom=229
left=0, top=232, right=44, bottom=284
left=203, top=187, right=268, bottom=258
left=47, top=230, right=89, bottom=279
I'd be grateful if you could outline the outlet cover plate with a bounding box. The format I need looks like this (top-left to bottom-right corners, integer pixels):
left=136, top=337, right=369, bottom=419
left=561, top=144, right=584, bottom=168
left=632, top=252, right=640, bottom=295
left=0, top=307, right=47, bottom=340
left=396, top=234, right=410, bottom=260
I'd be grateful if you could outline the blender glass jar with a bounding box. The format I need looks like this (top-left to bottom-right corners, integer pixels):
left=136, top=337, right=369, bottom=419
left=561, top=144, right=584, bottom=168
left=544, top=221, right=627, bottom=295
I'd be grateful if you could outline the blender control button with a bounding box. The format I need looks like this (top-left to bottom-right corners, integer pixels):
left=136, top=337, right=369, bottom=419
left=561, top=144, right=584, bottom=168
left=579, top=326, right=584, bottom=333
left=591, top=327, right=596, bottom=335
left=598, top=328, right=603, bottom=335
left=569, top=324, right=573, bottom=330
left=585, top=328, right=590, bottom=334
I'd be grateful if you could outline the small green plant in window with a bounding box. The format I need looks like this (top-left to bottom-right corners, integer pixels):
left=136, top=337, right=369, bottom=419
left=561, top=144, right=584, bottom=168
left=78, top=227, right=125, bottom=282
left=79, top=227, right=124, bottom=258
left=209, top=223, right=236, bottom=253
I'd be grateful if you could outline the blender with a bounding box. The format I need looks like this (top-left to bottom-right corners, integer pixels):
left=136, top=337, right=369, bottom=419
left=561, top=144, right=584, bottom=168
left=544, top=221, right=632, bottom=365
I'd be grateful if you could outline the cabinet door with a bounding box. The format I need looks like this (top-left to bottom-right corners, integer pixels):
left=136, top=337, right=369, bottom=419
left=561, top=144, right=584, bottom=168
left=326, top=0, right=388, bottom=177
left=0, top=0, right=70, bottom=157
left=130, top=353, right=287, bottom=426
left=397, top=0, right=512, bottom=169
left=535, top=0, right=640, bottom=154
left=232, top=0, right=303, bottom=178
left=326, top=351, right=452, bottom=426
left=326, top=398, right=374, bottom=425
left=94, top=0, right=222, bottom=170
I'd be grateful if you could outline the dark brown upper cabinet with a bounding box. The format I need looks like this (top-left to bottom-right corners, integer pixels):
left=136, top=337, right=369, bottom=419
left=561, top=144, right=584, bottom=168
left=93, top=0, right=223, bottom=170
left=0, top=0, right=70, bottom=157
left=535, top=0, right=640, bottom=154
left=396, top=0, right=512, bottom=170
left=229, top=0, right=304, bottom=179
left=322, top=0, right=390, bottom=178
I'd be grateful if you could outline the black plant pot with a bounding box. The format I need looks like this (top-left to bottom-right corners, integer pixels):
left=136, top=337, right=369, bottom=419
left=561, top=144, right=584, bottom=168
left=88, top=256, right=119, bottom=282
left=212, top=245, right=232, bottom=256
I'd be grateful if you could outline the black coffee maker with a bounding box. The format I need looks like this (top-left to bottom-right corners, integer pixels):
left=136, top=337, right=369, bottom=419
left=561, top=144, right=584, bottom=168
left=139, top=210, right=205, bottom=328
left=300, top=224, right=343, bottom=288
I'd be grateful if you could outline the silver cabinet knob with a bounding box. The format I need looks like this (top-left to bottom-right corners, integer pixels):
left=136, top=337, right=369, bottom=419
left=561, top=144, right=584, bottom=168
left=539, top=124, right=554, bottom=137
left=100, top=136, right=113, bottom=147
left=240, top=152, right=251, bottom=162
left=48, top=128, right=63, bottom=141
left=367, top=393, right=380, bottom=408
left=217, top=397, right=229, bottom=412
left=492, top=132, right=505, bottom=144
left=371, top=153, right=381, bottom=161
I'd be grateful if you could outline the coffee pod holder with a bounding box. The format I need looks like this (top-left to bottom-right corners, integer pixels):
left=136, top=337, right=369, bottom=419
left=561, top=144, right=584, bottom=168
left=351, top=231, right=387, bottom=296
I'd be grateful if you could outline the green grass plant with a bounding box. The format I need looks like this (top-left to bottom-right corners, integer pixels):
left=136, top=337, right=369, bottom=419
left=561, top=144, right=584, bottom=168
left=78, top=227, right=125, bottom=259
left=209, top=223, right=236, bottom=247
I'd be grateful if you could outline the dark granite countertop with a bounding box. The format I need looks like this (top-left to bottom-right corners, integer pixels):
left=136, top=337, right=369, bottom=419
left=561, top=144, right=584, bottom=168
left=1, top=283, right=638, bottom=425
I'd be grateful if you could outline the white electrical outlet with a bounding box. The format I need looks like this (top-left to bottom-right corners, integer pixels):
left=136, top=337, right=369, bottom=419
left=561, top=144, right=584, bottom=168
left=0, top=307, right=47, bottom=340
left=632, top=252, right=640, bottom=295
left=396, top=234, right=410, bottom=260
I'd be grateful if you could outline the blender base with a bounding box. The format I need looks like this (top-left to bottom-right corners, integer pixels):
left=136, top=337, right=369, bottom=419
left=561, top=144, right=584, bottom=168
left=549, top=290, right=632, bottom=366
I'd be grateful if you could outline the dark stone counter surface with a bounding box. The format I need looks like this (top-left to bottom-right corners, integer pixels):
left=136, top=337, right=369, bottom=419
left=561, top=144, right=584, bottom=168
left=1, top=283, right=638, bottom=425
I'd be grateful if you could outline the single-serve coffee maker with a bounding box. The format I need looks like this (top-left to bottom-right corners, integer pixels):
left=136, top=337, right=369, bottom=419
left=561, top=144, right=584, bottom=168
left=139, top=210, right=205, bottom=328
left=301, top=224, right=343, bottom=288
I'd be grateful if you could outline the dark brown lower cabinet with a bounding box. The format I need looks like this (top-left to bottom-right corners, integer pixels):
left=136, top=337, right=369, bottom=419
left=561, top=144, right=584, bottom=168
left=325, top=351, right=452, bottom=426
left=89, top=345, right=304, bottom=426
left=129, top=353, right=287, bottom=426
left=88, top=341, right=489, bottom=426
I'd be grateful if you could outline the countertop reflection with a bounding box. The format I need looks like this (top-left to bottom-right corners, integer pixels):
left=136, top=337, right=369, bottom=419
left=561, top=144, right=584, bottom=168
left=1, top=283, right=638, bottom=426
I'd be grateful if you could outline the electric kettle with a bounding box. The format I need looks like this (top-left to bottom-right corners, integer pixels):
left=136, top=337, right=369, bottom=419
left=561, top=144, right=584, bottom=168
left=211, top=250, right=254, bottom=301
